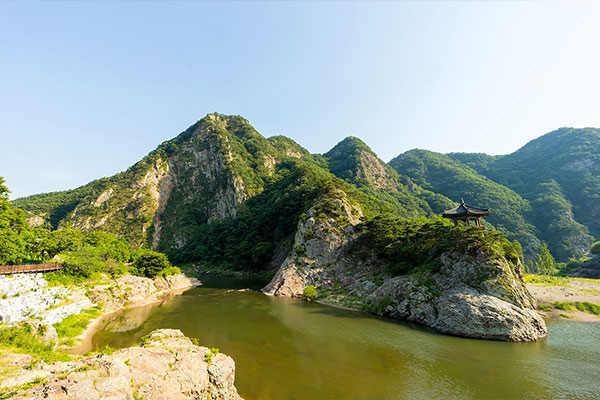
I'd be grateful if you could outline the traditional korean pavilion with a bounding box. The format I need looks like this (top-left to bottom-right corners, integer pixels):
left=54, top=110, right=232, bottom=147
left=442, top=199, right=490, bottom=229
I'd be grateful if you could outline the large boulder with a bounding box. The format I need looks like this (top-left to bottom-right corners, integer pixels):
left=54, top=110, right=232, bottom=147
left=10, top=329, right=243, bottom=400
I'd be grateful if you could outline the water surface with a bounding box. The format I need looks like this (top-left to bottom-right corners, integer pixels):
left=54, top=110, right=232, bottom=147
left=91, top=276, right=600, bottom=400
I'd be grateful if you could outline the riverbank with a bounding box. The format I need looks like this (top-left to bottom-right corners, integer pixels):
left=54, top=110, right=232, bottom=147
left=525, top=275, right=600, bottom=322
left=0, top=272, right=205, bottom=398
left=73, top=273, right=201, bottom=353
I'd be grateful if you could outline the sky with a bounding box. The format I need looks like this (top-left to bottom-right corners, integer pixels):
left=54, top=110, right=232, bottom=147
left=1, top=1, right=600, bottom=199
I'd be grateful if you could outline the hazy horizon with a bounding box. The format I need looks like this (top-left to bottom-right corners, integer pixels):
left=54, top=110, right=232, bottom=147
left=2, top=1, right=600, bottom=199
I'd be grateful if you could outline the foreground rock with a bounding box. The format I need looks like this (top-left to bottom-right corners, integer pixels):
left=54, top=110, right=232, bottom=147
left=8, top=329, right=242, bottom=400
left=264, top=194, right=547, bottom=342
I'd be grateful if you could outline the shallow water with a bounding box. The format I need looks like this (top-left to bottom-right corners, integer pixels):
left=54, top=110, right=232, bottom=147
left=91, top=276, right=600, bottom=400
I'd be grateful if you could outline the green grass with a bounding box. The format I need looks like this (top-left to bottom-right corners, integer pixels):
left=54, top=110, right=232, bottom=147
left=0, top=323, right=69, bottom=363
left=524, top=274, right=572, bottom=287
left=553, top=301, right=600, bottom=315
left=0, top=376, right=47, bottom=399
left=53, top=307, right=101, bottom=339
left=525, top=274, right=600, bottom=286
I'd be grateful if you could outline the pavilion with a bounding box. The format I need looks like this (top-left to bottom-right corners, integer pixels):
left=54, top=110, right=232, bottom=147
left=442, top=199, right=490, bottom=229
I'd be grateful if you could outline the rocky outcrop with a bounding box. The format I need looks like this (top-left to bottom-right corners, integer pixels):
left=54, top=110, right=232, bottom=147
left=87, top=273, right=200, bottom=313
left=366, top=252, right=547, bottom=341
left=0, top=273, right=93, bottom=324
left=8, top=329, right=242, bottom=400
left=264, top=197, right=547, bottom=342
left=262, top=191, right=363, bottom=297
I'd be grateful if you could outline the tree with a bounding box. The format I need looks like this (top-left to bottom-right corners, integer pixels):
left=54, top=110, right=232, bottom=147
left=0, top=177, right=31, bottom=264
left=535, top=243, right=556, bottom=275
left=132, top=250, right=173, bottom=278
left=592, top=241, right=600, bottom=257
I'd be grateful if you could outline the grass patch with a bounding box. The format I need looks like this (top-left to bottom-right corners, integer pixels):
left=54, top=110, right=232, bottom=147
left=53, top=307, right=101, bottom=339
left=553, top=301, right=600, bottom=315
left=361, top=296, right=393, bottom=315
left=0, top=376, right=47, bottom=399
left=205, top=347, right=219, bottom=367
left=0, top=323, right=69, bottom=363
left=524, top=274, right=572, bottom=287
left=538, top=303, right=553, bottom=311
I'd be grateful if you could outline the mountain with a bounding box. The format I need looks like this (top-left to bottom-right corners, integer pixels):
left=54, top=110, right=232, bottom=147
left=10, top=113, right=558, bottom=340
left=323, top=137, right=454, bottom=218
left=14, top=114, right=427, bottom=272
left=391, top=128, right=600, bottom=262
left=14, top=117, right=599, bottom=266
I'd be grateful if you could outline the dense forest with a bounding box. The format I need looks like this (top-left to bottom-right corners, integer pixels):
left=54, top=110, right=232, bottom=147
left=10, top=115, right=600, bottom=275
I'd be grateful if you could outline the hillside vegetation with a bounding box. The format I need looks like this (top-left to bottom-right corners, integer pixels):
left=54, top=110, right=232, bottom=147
left=12, top=115, right=600, bottom=270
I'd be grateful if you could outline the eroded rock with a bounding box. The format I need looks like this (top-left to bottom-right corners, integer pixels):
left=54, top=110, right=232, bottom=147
left=9, top=329, right=242, bottom=400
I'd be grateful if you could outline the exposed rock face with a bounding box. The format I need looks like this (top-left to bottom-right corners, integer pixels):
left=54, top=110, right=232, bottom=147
left=87, top=274, right=199, bottom=313
left=264, top=199, right=547, bottom=342
left=0, top=273, right=93, bottom=324
left=9, top=329, right=243, bottom=400
left=262, top=191, right=363, bottom=297
left=357, top=150, right=400, bottom=191
left=367, top=252, right=547, bottom=341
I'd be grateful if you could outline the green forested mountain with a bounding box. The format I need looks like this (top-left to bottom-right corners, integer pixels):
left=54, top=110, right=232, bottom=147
left=12, top=116, right=599, bottom=267
left=389, top=150, right=541, bottom=259
left=323, top=137, right=454, bottom=218
left=392, top=128, right=599, bottom=262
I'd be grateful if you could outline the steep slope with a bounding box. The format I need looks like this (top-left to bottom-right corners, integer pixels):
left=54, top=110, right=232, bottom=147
left=14, top=114, right=307, bottom=250
left=389, top=150, right=540, bottom=259
left=449, top=127, right=599, bottom=260
left=323, top=137, right=454, bottom=217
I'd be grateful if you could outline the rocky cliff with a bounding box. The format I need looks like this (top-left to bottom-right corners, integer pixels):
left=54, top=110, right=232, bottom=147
left=6, top=329, right=242, bottom=400
left=264, top=196, right=547, bottom=342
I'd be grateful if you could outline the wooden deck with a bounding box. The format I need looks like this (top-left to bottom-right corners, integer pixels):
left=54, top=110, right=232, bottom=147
left=0, top=263, right=65, bottom=275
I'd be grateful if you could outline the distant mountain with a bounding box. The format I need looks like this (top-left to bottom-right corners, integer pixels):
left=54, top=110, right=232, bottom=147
left=13, top=117, right=599, bottom=264
left=389, top=150, right=541, bottom=259
left=391, top=128, right=600, bottom=262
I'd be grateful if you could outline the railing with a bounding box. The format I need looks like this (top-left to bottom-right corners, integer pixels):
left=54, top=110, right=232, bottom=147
left=0, top=263, right=65, bottom=275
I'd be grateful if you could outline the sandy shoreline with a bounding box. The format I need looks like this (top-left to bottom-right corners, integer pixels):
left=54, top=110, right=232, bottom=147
left=72, top=277, right=201, bottom=354
left=526, top=277, right=600, bottom=322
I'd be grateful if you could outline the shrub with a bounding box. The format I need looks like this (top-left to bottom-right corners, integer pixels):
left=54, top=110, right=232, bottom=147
left=131, top=250, right=173, bottom=278
left=0, top=323, right=68, bottom=363
left=591, top=241, right=600, bottom=257
left=303, top=285, right=318, bottom=301
left=157, top=266, right=181, bottom=278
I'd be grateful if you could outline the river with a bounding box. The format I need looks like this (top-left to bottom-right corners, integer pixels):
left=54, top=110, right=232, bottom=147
left=90, top=276, right=600, bottom=400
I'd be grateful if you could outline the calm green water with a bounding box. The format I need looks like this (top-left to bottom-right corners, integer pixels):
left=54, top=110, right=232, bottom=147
left=91, top=276, right=600, bottom=400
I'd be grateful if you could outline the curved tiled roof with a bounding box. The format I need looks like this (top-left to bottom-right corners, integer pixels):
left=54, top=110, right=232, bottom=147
left=442, top=200, right=490, bottom=218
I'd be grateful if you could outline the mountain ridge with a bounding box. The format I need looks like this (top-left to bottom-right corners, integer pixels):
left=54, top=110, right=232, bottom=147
left=13, top=115, right=599, bottom=263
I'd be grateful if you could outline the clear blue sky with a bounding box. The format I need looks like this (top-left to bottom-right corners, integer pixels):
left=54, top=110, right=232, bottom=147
left=2, top=1, right=600, bottom=199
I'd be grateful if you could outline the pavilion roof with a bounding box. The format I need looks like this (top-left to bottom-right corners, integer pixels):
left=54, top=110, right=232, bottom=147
left=442, top=200, right=490, bottom=218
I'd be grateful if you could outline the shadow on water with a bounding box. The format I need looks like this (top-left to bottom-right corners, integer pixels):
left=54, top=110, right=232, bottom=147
left=90, top=277, right=600, bottom=400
